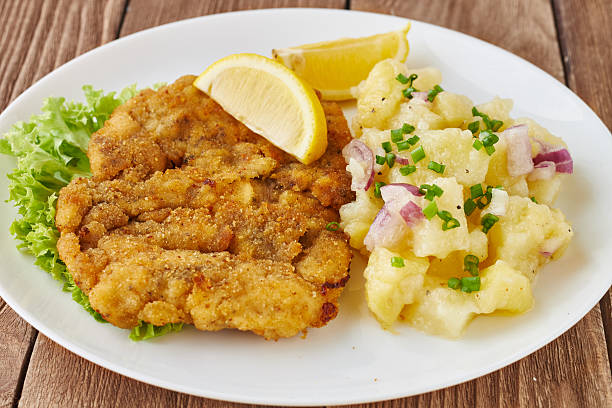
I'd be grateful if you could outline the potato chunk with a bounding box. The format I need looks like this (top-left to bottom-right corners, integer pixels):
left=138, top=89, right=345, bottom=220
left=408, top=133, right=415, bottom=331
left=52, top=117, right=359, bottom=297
left=340, top=189, right=381, bottom=250
left=488, top=196, right=573, bottom=280
left=411, top=177, right=470, bottom=258
left=403, top=261, right=533, bottom=337
left=364, top=247, right=429, bottom=327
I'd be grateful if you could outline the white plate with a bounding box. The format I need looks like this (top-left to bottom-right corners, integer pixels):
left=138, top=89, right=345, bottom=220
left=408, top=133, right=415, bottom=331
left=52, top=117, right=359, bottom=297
left=0, top=8, right=610, bottom=406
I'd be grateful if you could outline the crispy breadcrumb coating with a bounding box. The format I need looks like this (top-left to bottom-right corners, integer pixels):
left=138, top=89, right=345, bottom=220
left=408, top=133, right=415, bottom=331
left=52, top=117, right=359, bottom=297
left=56, top=75, right=354, bottom=339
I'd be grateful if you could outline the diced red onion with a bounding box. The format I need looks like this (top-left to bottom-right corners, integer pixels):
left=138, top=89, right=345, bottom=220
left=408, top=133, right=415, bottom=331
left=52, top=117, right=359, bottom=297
left=395, top=155, right=411, bottom=165
left=554, top=160, right=573, bottom=174
left=363, top=205, right=407, bottom=251
left=503, top=124, right=534, bottom=177
left=540, top=251, right=552, bottom=258
left=528, top=161, right=556, bottom=181
left=380, top=183, right=423, bottom=203
left=399, top=201, right=424, bottom=226
left=411, top=92, right=430, bottom=104
left=533, top=141, right=573, bottom=174
left=342, top=139, right=375, bottom=191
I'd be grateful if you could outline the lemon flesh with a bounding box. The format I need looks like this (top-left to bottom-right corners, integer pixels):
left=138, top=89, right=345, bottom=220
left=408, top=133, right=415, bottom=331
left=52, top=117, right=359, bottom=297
left=194, top=54, right=327, bottom=164
left=273, top=24, right=410, bottom=101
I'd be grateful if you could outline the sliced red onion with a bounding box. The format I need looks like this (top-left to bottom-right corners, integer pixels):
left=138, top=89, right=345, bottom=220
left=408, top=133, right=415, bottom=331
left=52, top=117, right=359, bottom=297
left=342, top=139, right=375, bottom=191
left=528, top=161, right=556, bottom=181
left=395, top=155, right=411, bottom=165
left=363, top=205, right=407, bottom=251
left=380, top=183, right=423, bottom=203
left=399, top=201, right=424, bottom=226
left=533, top=141, right=573, bottom=174
left=540, top=251, right=552, bottom=258
left=503, top=124, right=534, bottom=177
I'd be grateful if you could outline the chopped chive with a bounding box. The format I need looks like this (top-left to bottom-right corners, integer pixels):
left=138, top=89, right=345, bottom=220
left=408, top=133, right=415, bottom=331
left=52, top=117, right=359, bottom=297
left=468, top=121, right=480, bottom=134
left=395, top=73, right=409, bottom=84
left=485, top=145, right=496, bottom=156
left=325, top=221, right=340, bottom=232
left=391, top=256, right=405, bottom=268
left=476, top=188, right=493, bottom=209
left=490, top=119, right=503, bottom=132
left=423, top=201, right=438, bottom=220
left=427, top=84, right=444, bottom=102
left=407, top=135, right=420, bottom=145
left=448, top=277, right=461, bottom=289
left=402, top=123, right=415, bottom=134
left=530, top=196, right=538, bottom=203
left=420, top=184, right=443, bottom=200
left=396, top=140, right=411, bottom=151
left=464, top=255, right=479, bottom=276
left=437, top=210, right=452, bottom=221
left=382, top=141, right=392, bottom=153
left=400, top=165, right=416, bottom=176
left=472, top=106, right=503, bottom=131
left=470, top=184, right=484, bottom=199
left=386, top=152, right=396, bottom=168
left=410, top=146, right=426, bottom=163
left=374, top=181, right=386, bottom=198
left=481, top=213, right=499, bottom=233
left=430, top=184, right=444, bottom=197
left=402, top=87, right=418, bottom=99
left=442, top=217, right=460, bottom=231
left=464, top=198, right=477, bottom=216
left=406, top=73, right=418, bottom=87
left=472, top=139, right=483, bottom=150
left=427, top=161, right=445, bottom=174
left=479, top=130, right=499, bottom=147
left=375, top=155, right=386, bottom=165
left=391, top=128, right=404, bottom=142
left=460, top=276, right=481, bottom=293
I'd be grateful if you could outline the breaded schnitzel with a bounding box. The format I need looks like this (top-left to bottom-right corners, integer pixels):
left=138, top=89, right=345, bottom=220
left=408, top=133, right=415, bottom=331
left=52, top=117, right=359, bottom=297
left=55, top=75, right=354, bottom=339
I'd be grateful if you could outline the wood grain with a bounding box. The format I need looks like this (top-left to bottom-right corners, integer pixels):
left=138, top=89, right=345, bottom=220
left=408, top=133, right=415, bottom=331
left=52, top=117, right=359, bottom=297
left=0, top=302, right=36, bottom=408
left=352, top=0, right=565, bottom=82
left=3, top=0, right=611, bottom=407
left=0, top=0, right=126, bottom=407
left=120, top=0, right=345, bottom=36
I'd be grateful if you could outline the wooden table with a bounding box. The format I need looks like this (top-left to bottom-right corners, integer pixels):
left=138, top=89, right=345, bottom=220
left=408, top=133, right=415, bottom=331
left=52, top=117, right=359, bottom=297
left=1, top=1, right=611, bottom=407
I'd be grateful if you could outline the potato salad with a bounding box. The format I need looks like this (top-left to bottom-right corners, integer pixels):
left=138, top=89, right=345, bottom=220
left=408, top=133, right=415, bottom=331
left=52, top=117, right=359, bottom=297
left=340, top=59, right=574, bottom=337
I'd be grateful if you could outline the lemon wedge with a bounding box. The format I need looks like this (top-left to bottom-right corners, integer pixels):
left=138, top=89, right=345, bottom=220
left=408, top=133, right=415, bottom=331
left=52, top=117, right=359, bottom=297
left=194, top=53, right=327, bottom=164
left=272, top=24, right=410, bottom=101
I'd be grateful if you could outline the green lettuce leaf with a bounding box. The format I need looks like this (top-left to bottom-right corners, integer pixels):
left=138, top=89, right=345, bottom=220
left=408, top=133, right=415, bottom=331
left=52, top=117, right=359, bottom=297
left=129, top=321, right=184, bottom=341
left=2, top=84, right=181, bottom=339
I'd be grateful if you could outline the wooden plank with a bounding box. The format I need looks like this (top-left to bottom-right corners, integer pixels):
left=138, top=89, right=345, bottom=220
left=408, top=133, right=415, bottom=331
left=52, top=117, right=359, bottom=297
left=0, top=302, right=36, bottom=408
left=553, top=0, right=612, bottom=129
left=352, top=0, right=565, bottom=82
left=1, top=0, right=127, bottom=109
left=120, top=0, right=346, bottom=36
left=0, top=0, right=126, bottom=407
left=351, top=0, right=612, bottom=406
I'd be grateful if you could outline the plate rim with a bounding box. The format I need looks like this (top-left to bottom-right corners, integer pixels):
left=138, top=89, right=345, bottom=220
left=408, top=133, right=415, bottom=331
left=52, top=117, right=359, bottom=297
left=0, top=7, right=610, bottom=406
